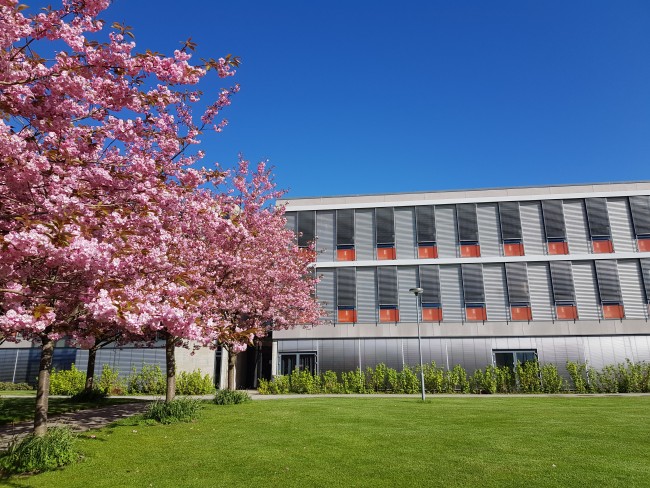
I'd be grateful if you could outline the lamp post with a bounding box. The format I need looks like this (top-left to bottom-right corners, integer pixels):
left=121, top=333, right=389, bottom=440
left=409, top=287, right=426, bottom=401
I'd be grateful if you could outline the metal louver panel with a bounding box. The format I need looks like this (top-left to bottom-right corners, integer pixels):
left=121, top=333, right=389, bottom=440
left=336, top=209, right=354, bottom=247
left=527, top=263, right=554, bottom=320
left=477, top=203, right=501, bottom=257
left=617, top=260, right=646, bottom=318
left=419, top=265, right=441, bottom=305
left=284, top=211, right=297, bottom=233
left=520, top=201, right=545, bottom=255
left=572, top=261, right=600, bottom=319
left=375, top=207, right=395, bottom=245
left=585, top=198, right=611, bottom=238
left=435, top=206, right=457, bottom=258
left=316, top=268, right=335, bottom=321
left=439, top=265, right=463, bottom=321
left=457, top=204, right=479, bottom=242
left=297, top=211, right=316, bottom=247
left=356, top=267, right=377, bottom=323
left=608, top=198, right=635, bottom=252
left=316, top=210, right=335, bottom=262
left=498, top=202, right=522, bottom=241
left=630, top=196, right=650, bottom=237
left=395, top=207, right=416, bottom=259
left=461, top=264, right=485, bottom=304
left=641, top=259, right=650, bottom=303
left=594, top=260, right=622, bottom=303
left=563, top=200, right=590, bottom=254
left=483, top=264, right=508, bottom=321
left=336, top=268, right=356, bottom=308
left=415, top=205, right=436, bottom=244
left=549, top=261, right=575, bottom=303
left=397, top=266, right=418, bottom=322
left=541, top=200, right=566, bottom=240
left=355, top=209, right=375, bottom=260
left=505, top=262, right=530, bottom=304
left=377, top=266, right=398, bottom=307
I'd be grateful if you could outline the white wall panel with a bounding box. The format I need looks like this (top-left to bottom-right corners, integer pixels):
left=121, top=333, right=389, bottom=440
left=395, top=207, right=416, bottom=259
left=357, top=267, right=377, bottom=324
left=435, top=206, right=457, bottom=258
left=617, top=259, right=647, bottom=319
left=520, top=201, right=545, bottom=255
left=439, top=265, right=463, bottom=322
left=316, top=268, right=335, bottom=323
left=483, top=264, right=509, bottom=321
left=397, top=266, right=418, bottom=322
left=355, top=209, right=375, bottom=260
left=608, top=198, right=635, bottom=252
left=563, top=200, right=590, bottom=254
left=477, top=203, right=501, bottom=257
left=572, top=261, right=600, bottom=320
left=527, top=262, right=554, bottom=320
left=316, top=210, right=335, bottom=262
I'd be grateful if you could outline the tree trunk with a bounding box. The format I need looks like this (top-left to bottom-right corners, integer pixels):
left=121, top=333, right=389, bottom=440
left=165, top=333, right=176, bottom=402
left=227, top=349, right=237, bottom=390
left=84, top=344, right=99, bottom=392
left=34, top=336, right=55, bottom=436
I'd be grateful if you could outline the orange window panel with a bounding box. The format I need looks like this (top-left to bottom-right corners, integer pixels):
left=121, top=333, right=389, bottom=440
left=510, top=306, right=532, bottom=321
left=377, top=247, right=396, bottom=260
left=418, top=245, right=438, bottom=259
left=602, top=304, right=624, bottom=319
left=422, top=307, right=442, bottom=322
left=379, top=308, right=399, bottom=322
left=465, top=306, right=487, bottom=321
left=337, top=249, right=356, bottom=261
left=547, top=241, right=569, bottom=255
left=638, top=239, right=650, bottom=252
left=556, top=305, right=578, bottom=320
left=460, top=244, right=481, bottom=258
left=592, top=240, right=613, bottom=254
left=337, top=309, right=357, bottom=323
left=503, top=243, right=525, bottom=256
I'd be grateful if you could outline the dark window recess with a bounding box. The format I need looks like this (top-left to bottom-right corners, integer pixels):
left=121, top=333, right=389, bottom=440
left=585, top=198, right=611, bottom=239
left=377, top=266, right=398, bottom=308
left=498, top=202, right=523, bottom=242
left=297, top=211, right=316, bottom=248
left=284, top=211, right=297, bottom=233
left=418, top=265, right=441, bottom=306
left=594, top=260, right=622, bottom=304
left=461, top=264, right=485, bottom=304
left=640, top=259, right=650, bottom=303
left=336, top=209, right=355, bottom=248
left=549, top=261, right=575, bottom=304
left=457, top=204, right=479, bottom=243
left=541, top=200, right=566, bottom=240
left=375, top=207, right=395, bottom=246
left=494, top=350, right=537, bottom=370
left=505, top=262, right=530, bottom=305
left=416, top=205, right=436, bottom=245
left=630, top=196, right=650, bottom=237
left=336, top=268, right=356, bottom=308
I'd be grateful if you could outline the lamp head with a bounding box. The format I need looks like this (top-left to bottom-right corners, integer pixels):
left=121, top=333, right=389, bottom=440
left=409, top=287, right=424, bottom=296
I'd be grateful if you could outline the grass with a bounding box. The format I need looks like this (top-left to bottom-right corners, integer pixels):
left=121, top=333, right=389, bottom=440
left=0, top=390, right=36, bottom=397
left=4, top=396, right=650, bottom=487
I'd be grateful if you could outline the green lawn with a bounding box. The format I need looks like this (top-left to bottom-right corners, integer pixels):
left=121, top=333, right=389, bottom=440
left=5, top=396, right=650, bottom=487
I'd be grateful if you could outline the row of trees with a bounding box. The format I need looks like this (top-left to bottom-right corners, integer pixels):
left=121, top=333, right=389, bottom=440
left=0, top=0, right=320, bottom=435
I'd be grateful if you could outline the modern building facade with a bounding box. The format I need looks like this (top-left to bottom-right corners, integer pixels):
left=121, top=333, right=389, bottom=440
left=276, top=181, right=650, bottom=379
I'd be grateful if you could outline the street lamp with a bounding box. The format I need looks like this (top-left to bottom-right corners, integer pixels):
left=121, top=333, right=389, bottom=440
left=409, top=287, right=426, bottom=401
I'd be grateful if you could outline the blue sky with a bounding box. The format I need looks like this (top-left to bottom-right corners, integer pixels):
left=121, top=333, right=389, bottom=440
left=35, top=1, right=650, bottom=197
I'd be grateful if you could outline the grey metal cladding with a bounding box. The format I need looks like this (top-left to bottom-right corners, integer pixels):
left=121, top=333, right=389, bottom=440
left=483, top=264, right=509, bottom=321
left=336, top=267, right=356, bottom=308
left=377, top=266, right=398, bottom=306
left=461, top=264, right=485, bottom=303
left=397, top=266, right=418, bottom=322
left=395, top=207, right=416, bottom=259
left=641, top=259, right=650, bottom=303
left=549, top=261, right=575, bottom=303
left=356, top=267, right=377, bottom=323
left=355, top=209, right=375, bottom=260
left=594, top=260, right=622, bottom=303
left=617, top=260, right=646, bottom=318
left=608, top=198, right=635, bottom=252
left=336, top=209, right=354, bottom=247
left=563, top=200, right=590, bottom=254
left=541, top=200, right=566, bottom=240
left=297, top=210, right=316, bottom=247
left=572, top=261, right=600, bottom=319
left=505, top=262, right=530, bottom=304
left=585, top=198, right=611, bottom=238
left=316, top=268, right=335, bottom=321
left=498, top=201, right=522, bottom=241
left=415, top=205, right=436, bottom=244
left=477, top=203, right=501, bottom=257
left=457, top=203, right=479, bottom=242
left=439, top=265, right=463, bottom=321
left=284, top=211, right=297, bottom=232
left=520, top=201, right=545, bottom=255
left=316, top=210, right=335, bottom=262
left=527, top=263, right=554, bottom=320
left=436, top=205, right=458, bottom=258
left=629, top=196, right=650, bottom=236
left=375, top=207, right=395, bottom=245
left=418, top=265, right=441, bottom=305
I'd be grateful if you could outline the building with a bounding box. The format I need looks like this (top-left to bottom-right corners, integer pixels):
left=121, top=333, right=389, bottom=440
left=275, top=181, right=650, bottom=380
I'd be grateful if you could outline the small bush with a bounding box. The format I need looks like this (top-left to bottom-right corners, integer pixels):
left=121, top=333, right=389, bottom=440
left=126, top=365, right=165, bottom=395
left=214, top=389, right=252, bottom=405
left=540, top=363, right=565, bottom=393
left=566, top=361, right=589, bottom=393
left=320, top=371, right=341, bottom=393
left=49, top=364, right=86, bottom=395
left=342, top=369, right=366, bottom=394
left=143, top=398, right=203, bottom=424
left=177, top=370, right=215, bottom=395
left=289, top=368, right=317, bottom=393
left=423, top=362, right=445, bottom=393
left=0, top=382, right=33, bottom=391
left=0, top=427, right=77, bottom=475
left=97, top=365, right=126, bottom=395
left=516, top=361, right=541, bottom=393
left=70, top=388, right=108, bottom=402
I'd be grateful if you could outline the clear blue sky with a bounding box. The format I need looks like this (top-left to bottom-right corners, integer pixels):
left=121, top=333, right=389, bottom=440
left=35, top=1, right=650, bottom=197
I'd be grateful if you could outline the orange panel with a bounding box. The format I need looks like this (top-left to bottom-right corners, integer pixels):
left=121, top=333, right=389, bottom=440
left=638, top=239, right=650, bottom=252
left=337, top=249, right=356, bottom=261
left=556, top=305, right=578, bottom=320
left=511, top=306, right=532, bottom=321
left=379, top=308, right=399, bottom=322
left=548, top=241, right=569, bottom=255
left=465, top=306, right=487, bottom=321
left=460, top=244, right=481, bottom=257
left=377, top=247, right=396, bottom=260
left=422, top=307, right=443, bottom=322
left=504, top=243, right=525, bottom=256
left=418, top=245, right=438, bottom=259
left=592, top=240, right=613, bottom=254
left=602, top=304, right=624, bottom=319
left=337, top=309, right=357, bottom=323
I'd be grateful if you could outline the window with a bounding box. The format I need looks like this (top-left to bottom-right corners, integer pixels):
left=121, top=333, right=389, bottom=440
left=462, top=264, right=486, bottom=321
left=542, top=200, right=568, bottom=254
left=336, top=209, right=355, bottom=261
left=549, top=261, right=577, bottom=319
left=416, top=205, right=437, bottom=258
left=297, top=211, right=316, bottom=248
left=630, top=196, right=650, bottom=251
left=640, top=259, right=650, bottom=304
left=457, top=204, right=480, bottom=257
left=376, top=208, right=396, bottom=260
left=594, top=260, right=624, bottom=319
left=505, top=262, right=531, bottom=320
left=280, top=353, right=317, bottom=375
left=499, top=202, right=524, bottom=256
left=418, top=265, right=442, bottom=321
left=377, top=266, right=399, bottom=322
left=494, top=350, right=538, bottom=370
left=585, top=198, right=613, bottom=253
left=336, top=268, right=357, bottom=323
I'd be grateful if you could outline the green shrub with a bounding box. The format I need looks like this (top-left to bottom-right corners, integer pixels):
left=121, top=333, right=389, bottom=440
left=214, top=389, right=252, bottom=405
left=126, top=364, right=165, bottom=395
left=516, top=361, right=541, bottom=393
left=268, top=375, right=290, bottom=394
left=386, top=367, right=402, bottom=393
left=0, top=382, right=33, bottom=391
left=592, top=365, right=618, bottom=393
left=495, top=365, right=515, bottom=393
left=97, top=364, right=126, bottom=395
left=566, top=361, right=589, bottom=393
left=321, top=371, right=341, bottom=393
left=289, top=368, right=317, bottom=393
left=342, top=369, right=366, bottom=394
left=0, top=427, right=77, bottom=475
left=444, top=365, right=469, bottom=393
left=257, top=378, right=272, bottom=395
left=540, top=363, right=564, bottom=393
left=398, top=366, right=420, bottom=394
left=470, top=369, right=485, bottom=394
left=423, top=362, right=445, bottom=393
left=49, top=364, right=85, bottom=395
left=177, top=370, right=215, bottom=395
left=481, top=366, right=499, bottom=394
left=144, top=397, right=203, bottom=423
left=70, top=388, right=107, bottom=402
left=366, top=364, right=389, bottom=392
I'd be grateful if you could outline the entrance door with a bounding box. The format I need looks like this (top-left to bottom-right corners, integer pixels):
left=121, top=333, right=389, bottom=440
left=280, top=352, right=317, bottom=375
left=280, top=354, right=297, bottom=375
left=299, top=354, right=316, bottom=375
